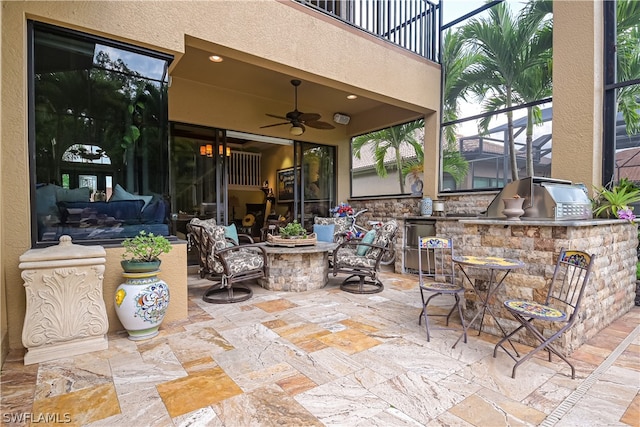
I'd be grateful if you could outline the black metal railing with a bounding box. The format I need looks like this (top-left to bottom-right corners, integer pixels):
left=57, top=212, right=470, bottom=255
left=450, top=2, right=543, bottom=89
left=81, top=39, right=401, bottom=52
left=295, top=0, right=440, bottom=62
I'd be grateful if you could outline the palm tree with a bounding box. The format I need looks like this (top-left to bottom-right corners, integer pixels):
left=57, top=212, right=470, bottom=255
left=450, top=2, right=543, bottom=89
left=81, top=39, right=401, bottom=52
left=352, top=119, right=424, bottom=193
left=462, top=0, right=552, bottom=181
left=441, top=28, right=482, bottom=146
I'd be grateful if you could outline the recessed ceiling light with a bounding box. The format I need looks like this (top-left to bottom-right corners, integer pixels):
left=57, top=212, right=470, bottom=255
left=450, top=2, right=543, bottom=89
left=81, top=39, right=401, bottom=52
left=209, top=55, right=223, bottom=63
left=347, top=94, right=358, bottom=100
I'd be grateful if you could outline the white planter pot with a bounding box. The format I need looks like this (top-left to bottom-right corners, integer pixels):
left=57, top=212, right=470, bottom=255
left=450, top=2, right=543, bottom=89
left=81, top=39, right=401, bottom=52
left=114, top=270, right=169, bottom=340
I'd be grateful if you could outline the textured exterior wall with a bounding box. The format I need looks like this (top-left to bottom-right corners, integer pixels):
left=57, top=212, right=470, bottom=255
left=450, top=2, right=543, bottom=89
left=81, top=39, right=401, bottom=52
left=1, top=0, right=440, bottom=356
left=552, top=1, right=603, bottom=189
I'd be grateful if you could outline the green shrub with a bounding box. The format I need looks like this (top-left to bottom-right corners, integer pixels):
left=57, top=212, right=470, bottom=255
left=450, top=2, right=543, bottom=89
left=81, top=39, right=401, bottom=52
left=121, top=231, right=172, bottom=262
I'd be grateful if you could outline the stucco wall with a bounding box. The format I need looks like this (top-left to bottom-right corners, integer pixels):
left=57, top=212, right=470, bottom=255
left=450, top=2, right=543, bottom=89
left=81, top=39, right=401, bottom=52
left=552, top=0, right=603, bottom=190
left=1, top=0, right=440, bottom=358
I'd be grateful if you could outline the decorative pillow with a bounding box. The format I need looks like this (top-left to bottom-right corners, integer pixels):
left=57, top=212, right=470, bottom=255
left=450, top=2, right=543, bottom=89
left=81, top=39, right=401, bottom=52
left=314, top=216, right=350, bottom=244
left=109, top=184, right=153, bottom=211
left=56, top=187, right=91, bottom=203
left=36, top=184, right=61, bottom=216
left=313, top=224, right=335, bottom=242
left=140, top=199, right=167, bottom=224
left=225, top=223, right=240, bottom=246
left=357, top=229, right=377, bottom=256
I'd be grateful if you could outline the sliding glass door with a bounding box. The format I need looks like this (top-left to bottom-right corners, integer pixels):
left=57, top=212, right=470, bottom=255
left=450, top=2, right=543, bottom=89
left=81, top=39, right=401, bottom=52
left=294, top=141, right=337, bottom=226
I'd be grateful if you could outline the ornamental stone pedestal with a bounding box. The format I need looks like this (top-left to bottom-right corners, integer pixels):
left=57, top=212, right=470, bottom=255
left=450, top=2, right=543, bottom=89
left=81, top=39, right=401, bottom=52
left=20, top=235, right=108, bottom=365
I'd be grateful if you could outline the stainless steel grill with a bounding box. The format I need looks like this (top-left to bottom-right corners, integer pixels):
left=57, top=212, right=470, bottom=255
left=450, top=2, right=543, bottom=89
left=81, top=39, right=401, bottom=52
left=485, top=177, right=593, bottom=221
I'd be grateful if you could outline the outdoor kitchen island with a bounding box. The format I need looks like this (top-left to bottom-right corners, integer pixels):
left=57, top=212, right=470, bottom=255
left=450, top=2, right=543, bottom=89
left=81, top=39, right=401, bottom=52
left=435, top=217, right=637, bottom=353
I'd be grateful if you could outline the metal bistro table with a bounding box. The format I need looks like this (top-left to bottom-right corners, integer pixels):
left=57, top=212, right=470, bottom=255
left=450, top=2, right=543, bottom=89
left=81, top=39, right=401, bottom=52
left=452, top=255, right=525, bottom=350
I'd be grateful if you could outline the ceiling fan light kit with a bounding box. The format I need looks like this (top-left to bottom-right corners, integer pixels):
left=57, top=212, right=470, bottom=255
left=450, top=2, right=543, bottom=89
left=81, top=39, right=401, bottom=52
left=261, top=79, right=335, bottom=136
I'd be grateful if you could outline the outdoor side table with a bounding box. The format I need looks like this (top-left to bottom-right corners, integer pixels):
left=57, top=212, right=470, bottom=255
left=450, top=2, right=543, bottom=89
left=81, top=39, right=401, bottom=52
left=452, top=255, right=525, bottom=350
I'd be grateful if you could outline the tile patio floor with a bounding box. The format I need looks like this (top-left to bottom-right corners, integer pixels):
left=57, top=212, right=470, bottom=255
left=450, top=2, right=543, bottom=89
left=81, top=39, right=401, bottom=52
left=1, top=271, right=639, bottom=426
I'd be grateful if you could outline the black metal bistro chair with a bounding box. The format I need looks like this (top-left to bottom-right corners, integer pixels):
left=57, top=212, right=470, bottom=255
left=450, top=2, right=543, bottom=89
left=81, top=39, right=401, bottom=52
left=493, top=248, right=596, bottom=379
left=187, top=218, right=267, bottom=304
left=417, top=236, right=467, bottom=345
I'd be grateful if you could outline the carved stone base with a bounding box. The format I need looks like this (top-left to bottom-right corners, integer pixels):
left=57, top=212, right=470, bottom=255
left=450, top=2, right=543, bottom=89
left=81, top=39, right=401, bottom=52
left=19, top=236, right=109, bottom=365
left=24, top=336, right=108, bottom=365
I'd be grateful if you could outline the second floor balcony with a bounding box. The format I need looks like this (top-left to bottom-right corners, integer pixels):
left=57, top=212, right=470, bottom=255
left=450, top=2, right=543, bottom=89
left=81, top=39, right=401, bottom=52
left=294, top=0, right=441, bottom=62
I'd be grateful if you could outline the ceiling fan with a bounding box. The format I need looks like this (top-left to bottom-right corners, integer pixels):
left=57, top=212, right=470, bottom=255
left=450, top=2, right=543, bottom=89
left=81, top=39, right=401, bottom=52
left=260, top=79, right=335, bottom=136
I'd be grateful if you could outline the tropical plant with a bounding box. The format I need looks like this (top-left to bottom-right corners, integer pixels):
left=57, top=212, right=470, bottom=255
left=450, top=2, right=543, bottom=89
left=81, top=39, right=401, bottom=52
left=592, top=179, right=640, bottom=219
left=461, top=0, right=553, bottom=181
left=121, top=231, right=173, bottom=262
left=401, top=141, right=469, bottom=187
left=441, top=28, right=482, bottom=146
left=352, top=119, right=424, bottom=194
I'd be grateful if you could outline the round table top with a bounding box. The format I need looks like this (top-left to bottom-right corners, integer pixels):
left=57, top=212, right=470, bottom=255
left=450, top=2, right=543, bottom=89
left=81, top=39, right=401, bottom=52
left=258, top=241, right=337, bottom=254
left=453, top=255, right=525, bottom=269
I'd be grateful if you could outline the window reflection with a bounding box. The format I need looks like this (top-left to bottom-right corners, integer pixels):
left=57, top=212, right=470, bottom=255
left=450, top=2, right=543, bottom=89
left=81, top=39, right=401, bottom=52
left=32, top=22, right=171, bottom=244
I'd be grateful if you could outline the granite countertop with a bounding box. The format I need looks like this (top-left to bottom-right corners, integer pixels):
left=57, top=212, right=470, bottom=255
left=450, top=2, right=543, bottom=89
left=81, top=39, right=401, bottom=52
left=399, top=216, right=628, bottom=227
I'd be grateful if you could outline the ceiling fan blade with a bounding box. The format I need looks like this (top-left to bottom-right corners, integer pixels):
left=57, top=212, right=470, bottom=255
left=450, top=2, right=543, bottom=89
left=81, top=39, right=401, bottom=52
left=266, top=113, right=288, bottom=120
left=298, top=112, right=321, bottom=122
left=306, top=120, right=335, bottom=130
left=260, top=122, right=289, bottom=129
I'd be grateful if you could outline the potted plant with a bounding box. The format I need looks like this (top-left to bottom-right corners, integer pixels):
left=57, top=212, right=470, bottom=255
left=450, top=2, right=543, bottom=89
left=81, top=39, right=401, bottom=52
left=116, top=231, right=172, bottom=341
left=279, top=221, right=308, bottom=239
left=121, top=230, right=172, bottom=273
left=592, top=179, right=640, bottom=219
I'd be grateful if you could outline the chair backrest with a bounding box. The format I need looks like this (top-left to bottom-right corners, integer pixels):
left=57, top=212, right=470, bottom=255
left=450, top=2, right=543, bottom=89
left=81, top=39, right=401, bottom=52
left=545, top=248, right=596, bottom=324
left=366, top=220, right=398, bottom=260
left=186, top=218, right=228, bottom=275
left=418, top=236, right=455, bottom=285
left=314, top=216, right=351, bottom=244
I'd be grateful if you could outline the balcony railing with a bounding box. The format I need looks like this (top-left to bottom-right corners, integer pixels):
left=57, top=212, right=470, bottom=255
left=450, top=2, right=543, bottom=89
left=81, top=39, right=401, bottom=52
left=294, top=0, right=440, bottom=62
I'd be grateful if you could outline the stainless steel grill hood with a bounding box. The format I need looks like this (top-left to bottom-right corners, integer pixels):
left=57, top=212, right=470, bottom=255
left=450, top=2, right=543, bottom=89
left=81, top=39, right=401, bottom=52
left=485, top=177, right=592, bottom=220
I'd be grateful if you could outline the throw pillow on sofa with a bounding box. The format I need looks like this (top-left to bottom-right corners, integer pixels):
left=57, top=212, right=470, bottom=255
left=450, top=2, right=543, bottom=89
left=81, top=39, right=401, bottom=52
left=56, top=187, right=91, bottom=203
left=36, top=184, right=61, bottom=217
left=109, top=184, right=153, bottom=211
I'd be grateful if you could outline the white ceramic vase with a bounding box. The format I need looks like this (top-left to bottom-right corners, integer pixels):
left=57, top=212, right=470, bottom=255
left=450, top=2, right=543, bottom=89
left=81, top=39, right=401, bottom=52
left=115, top=270, right=170, bottom=340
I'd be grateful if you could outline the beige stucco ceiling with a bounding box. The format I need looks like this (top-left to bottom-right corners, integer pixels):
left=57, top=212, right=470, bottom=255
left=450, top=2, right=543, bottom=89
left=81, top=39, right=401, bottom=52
left=169, top=44, right=423, bottom=137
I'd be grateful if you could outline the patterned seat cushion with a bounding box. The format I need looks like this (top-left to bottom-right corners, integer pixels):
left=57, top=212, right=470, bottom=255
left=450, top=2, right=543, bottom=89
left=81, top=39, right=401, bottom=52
left=420, top=281, right=463, bottom=293
left=336, top=250, right=377, bottom=269
left=224, top=250, right=265, bottom=275
left=504, top=300, right=567, bottom=321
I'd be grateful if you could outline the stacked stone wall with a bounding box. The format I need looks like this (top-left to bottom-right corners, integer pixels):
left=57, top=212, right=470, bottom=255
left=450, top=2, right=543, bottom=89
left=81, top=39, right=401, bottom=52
left=446, top=221, right=637, bottom=353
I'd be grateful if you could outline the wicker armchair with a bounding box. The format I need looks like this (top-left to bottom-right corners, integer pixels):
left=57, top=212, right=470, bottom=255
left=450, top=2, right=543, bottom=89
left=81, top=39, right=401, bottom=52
left=187, top=218, right=267, bottom=303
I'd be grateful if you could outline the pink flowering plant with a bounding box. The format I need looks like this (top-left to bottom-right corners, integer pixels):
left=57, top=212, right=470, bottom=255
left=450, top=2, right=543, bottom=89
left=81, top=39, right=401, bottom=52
left=616, top=208, right=636, bottom=223
left=330, top=202, right=354, bottom=218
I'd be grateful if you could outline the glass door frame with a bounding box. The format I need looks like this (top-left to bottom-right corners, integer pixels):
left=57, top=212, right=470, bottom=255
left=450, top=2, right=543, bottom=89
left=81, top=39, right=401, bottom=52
left=292, top=140, right=337, bottom=227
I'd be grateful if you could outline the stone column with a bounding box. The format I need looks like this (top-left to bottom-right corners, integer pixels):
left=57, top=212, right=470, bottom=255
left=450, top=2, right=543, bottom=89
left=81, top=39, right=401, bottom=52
left=20, top=235, right=108, bottom=365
